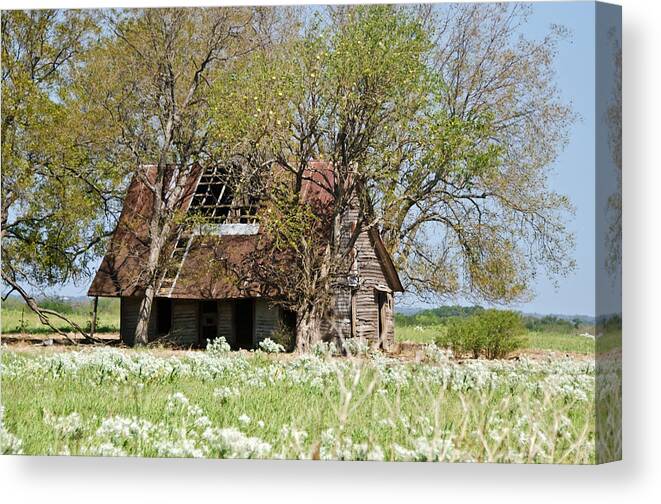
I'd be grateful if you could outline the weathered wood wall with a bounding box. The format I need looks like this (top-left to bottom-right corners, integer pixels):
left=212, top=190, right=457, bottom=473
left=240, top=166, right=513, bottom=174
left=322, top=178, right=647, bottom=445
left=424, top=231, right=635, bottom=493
left=322, top=204, right=396, bottom=347
left=120, top=297, right=284, bottom=348
left=120, top=297, right=156, bottom=345
left=353, top=225, right=395, bottom=347
left=217, top=300, right=234, bottom=346
left=170, top=299, right=198, bottom=346
left=254, top=299, right=280, bottom=346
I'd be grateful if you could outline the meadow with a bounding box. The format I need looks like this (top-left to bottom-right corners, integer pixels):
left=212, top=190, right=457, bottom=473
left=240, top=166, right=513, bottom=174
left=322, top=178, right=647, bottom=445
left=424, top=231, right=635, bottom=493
left=394, top=324, right=595, bottom=354
left=2, top=300, right=618, bottom=463
left=1, top=297, right=120, bottom=335
left=0, top=343, right=619, bottom=463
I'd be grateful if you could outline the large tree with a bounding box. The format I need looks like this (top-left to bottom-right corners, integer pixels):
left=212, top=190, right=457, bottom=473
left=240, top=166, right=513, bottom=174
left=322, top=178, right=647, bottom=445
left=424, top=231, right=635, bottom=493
left=74, top=7, right=278, bottom=345
left=209, top=4, right=575, bottom=348
left=1, top=10, right=120, bottom=341
left=209, top=6, right=504, bottom=349
left=376, top=2, right=576, bottom=303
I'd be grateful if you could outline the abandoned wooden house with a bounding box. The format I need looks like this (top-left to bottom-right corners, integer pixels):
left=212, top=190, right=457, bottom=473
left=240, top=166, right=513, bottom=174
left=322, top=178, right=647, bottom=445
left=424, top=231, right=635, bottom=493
left=88, top=162, right=404, bottom=350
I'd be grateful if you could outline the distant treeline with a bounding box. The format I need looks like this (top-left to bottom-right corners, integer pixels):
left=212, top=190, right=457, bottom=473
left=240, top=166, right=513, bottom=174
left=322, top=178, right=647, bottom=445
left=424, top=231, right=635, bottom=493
left=523, top=315, right=586, bottom=334
left=395, top=306, right=590, bottom=334
left=395, top=306, right=485, bottom=327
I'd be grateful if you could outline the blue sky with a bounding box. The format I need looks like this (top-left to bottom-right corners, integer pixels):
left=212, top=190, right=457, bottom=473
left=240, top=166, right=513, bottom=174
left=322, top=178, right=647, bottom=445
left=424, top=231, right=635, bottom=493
left=507, top=1, right=597, bottom=316
left=405, top=2, right=602, bottom=316
left=51, top=2, right=610, bottom=317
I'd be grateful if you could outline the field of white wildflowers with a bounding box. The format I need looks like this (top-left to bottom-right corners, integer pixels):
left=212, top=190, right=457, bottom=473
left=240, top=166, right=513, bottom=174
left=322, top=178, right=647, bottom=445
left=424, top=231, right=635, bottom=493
left=0, top=340, right=620, bottom=463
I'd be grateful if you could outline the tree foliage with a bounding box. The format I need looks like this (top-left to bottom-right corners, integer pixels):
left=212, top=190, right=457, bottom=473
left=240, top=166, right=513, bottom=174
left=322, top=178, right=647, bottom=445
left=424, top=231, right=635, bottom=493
left=209, top=4, right=575, bottom=349
left=1, top=11, right=120, bottom=287
left=1, top=11, right=123, bottom=340
left=378, top=3, right=576, bottom=303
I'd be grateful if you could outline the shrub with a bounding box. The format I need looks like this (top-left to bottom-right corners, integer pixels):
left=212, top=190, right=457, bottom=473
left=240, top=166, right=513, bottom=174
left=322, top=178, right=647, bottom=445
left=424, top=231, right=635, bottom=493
left=269, top=322, right=296, bottom=352
left=439, top=309, right=525, bottom=359
left=478, top=310, right=525, bottom=359
left=442, top=315, right=484, bottom=358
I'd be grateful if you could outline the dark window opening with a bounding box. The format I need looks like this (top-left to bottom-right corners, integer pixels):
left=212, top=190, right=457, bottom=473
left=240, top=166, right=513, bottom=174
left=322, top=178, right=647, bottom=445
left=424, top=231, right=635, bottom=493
left=281, top=308, right=297, bottom=333
left=155, top=298, right=172, bottom=336
left=376, top=290, right=387, bottom=348
left=350, top=292, right=357, bottom=338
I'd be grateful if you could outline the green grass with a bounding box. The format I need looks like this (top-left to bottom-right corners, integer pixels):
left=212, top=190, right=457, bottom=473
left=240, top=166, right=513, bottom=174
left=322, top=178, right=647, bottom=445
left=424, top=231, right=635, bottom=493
left=1, top=347, right=610, bottom=462
left=1, top=298, right=120, bottom=334
left=394, top=324, right=596, bottom=354
left=525, top=331, right=595, bottom=354
left=394, top=324, right=447, bottom=344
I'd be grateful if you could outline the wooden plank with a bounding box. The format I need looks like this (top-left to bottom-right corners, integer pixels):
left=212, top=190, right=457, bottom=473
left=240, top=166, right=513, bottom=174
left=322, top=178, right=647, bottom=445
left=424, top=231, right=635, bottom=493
left=171, top=299, right=199, bottom=346
left=90, top=296, right=98, bottom=339
left=254, top=299, right=279, bottom=345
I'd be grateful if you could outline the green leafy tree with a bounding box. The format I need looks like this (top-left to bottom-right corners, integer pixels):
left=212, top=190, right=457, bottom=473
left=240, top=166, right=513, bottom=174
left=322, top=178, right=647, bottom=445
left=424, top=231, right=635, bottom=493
left=210, top=6, right=484, bottom=350
left=442, top=309, right=525, bottom=359
left=1, top=10, right=120, bottom=341
left=210, top=5, right=573, bottom=350
left=72, top=7, right=277, bottom=345
left=377, top=3, right=576, bottom=303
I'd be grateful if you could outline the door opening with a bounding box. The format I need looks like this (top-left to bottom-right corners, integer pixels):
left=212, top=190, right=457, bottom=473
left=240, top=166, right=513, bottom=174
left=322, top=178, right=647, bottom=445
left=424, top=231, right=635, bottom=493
left=376, top=290, right=388, bottom=348
left=155, top=298, right=172, bottom=336
left=234, top=299, right=255, bottom=350
left=200, top=300, right=218, bottom=345
left=280, top=308, right=297, bottom=352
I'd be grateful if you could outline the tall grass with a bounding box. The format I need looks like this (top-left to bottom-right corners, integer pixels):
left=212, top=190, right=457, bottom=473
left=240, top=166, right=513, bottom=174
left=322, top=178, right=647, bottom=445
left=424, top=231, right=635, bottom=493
left=0, top=346, right=614, bottom=463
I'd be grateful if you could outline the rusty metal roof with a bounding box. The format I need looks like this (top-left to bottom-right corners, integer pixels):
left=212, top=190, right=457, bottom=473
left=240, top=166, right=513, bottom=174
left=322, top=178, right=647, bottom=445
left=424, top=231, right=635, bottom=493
left=88, top=163, right=403, bottom=298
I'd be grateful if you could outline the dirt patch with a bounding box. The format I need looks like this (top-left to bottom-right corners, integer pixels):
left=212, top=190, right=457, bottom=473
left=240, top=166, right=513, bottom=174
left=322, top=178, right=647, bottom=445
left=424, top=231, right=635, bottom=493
left=1, top=332, right=121, bottom=349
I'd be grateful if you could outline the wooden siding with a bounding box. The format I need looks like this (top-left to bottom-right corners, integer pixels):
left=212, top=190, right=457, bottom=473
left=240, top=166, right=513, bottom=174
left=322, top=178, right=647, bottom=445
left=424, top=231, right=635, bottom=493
left=331, top=287, right=352, bottom=340
left=120, top=297, right=156, bottom=345
left=353, top=225, right=394, bottom=347
left=254, top=299, right=280, bottom=345
left=319, top=204, right=396, bottom=347
left=171, top=299, right=198, bottom=346
left=217, top=300, right=234, bottom=346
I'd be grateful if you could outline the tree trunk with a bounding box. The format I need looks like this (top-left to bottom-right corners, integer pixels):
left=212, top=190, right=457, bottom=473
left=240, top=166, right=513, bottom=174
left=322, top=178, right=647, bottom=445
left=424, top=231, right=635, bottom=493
left=134, top=284, right=156, bottom=346
left=130, top=160, right=196, bottom=346
left=295, top=304, right=324, bottom=353
left=133, top=217, right=169, bottom=346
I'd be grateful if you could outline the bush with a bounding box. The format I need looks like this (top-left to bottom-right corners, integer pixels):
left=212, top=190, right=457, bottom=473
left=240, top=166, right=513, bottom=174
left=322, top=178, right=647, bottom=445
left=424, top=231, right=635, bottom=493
left=438, top=309, right=525, bottom=359
left=269, top=322, right=296, bottom=352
